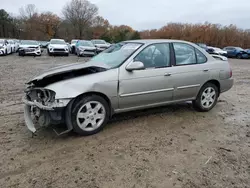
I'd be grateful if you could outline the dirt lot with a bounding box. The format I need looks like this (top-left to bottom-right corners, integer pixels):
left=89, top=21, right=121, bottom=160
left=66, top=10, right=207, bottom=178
left=0, top=52, right=249, bottom=188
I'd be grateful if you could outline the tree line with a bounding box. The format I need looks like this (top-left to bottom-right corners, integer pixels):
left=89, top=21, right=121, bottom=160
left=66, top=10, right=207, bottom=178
left=1, top=0, right=250, bottom=48
left=0, top=0, right=140, bottom=43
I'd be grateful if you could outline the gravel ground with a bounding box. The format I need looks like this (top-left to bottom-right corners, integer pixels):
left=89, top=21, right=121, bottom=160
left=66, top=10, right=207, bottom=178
left=0, top=52, right=250, bottom=188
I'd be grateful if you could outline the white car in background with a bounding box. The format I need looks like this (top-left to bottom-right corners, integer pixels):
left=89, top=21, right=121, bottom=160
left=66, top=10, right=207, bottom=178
left=7, top=40, right=17, bottom=53
left=70, top=39, right=79, bottom=54
left=0, top=39, right=12, bottom=55
left=48, top=39, right=69, bottom=56
left=91, top=39, right=111, bottom=53
left=18, top=40, right=42, bottom=56
left=208, top=46, right=228, bottom=57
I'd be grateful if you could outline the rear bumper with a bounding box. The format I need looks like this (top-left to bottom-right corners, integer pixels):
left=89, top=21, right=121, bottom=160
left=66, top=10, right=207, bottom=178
left=220, top=78, right=234, bottom=93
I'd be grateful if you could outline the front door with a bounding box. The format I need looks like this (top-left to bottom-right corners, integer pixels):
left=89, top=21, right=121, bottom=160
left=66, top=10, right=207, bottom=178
left=118, top=43, right=174, bottom=110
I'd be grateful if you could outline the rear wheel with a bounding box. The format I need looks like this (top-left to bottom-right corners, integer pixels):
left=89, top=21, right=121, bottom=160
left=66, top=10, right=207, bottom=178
left=236, top=53, right=242, bottom=59
left=192, top=83, right=219, bottom=112
left=70, top=95, right=110, bottom=136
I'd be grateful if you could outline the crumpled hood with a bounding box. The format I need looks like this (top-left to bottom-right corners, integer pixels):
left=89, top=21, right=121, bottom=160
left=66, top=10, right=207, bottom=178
left=19, top=44, right=39, bottom=48
left=28, top=61, right=110, bottom=83
left=49, top=44, right=68, bottom=49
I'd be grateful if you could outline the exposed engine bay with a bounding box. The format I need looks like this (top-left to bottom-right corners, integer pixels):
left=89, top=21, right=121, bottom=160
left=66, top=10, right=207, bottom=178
left=23, top=65, right=108, bottom=134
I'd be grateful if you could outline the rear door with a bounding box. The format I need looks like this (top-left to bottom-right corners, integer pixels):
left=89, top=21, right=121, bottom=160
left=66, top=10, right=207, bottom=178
left=170, top=42, right=210, bottom=100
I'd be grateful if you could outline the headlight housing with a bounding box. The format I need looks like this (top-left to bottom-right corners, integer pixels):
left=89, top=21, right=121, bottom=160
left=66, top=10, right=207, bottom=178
left=25, top=88, right=56, bottom=105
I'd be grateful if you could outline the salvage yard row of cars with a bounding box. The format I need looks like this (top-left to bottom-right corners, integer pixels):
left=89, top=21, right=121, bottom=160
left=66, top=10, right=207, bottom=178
left=1, top=38, right=250, bottom=59
left=0, top=38, right=111, bottom=56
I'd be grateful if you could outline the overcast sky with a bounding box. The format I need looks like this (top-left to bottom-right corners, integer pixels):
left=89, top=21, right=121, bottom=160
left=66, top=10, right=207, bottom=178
left=1, top=0, right=250, bottom=30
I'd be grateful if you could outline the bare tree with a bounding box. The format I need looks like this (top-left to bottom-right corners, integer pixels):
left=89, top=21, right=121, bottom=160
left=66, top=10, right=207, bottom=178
left=19, top=4, right=37, bottom=20
left=62, top=0, right=98, bottom=38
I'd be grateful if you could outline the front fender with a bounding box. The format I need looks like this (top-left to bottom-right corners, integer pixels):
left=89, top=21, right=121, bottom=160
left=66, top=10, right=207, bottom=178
left=45, top=68, right=119, bottom=105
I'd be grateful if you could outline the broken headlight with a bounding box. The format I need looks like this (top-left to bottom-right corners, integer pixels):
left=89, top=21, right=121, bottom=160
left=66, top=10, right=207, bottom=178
left=25, top=88, right=56, bottom=105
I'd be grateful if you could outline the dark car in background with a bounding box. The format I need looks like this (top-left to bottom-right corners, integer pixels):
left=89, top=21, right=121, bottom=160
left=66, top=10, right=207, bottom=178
left=245, top=49, right=250, bottom=56
left=223, top=47, right=248, bottom=59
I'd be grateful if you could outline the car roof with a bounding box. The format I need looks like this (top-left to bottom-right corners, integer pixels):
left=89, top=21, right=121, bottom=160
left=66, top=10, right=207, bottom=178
left=124, top=39, right=197, bottom=45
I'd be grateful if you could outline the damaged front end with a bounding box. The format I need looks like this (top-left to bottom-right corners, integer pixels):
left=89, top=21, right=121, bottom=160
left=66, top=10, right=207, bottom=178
left=23, top=87, right=71, bottom=133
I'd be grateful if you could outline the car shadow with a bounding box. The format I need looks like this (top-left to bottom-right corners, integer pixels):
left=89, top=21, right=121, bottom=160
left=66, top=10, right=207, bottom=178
left=109, top=101, right=194, bottom=124
left=31, top=102, right=195, bottom=139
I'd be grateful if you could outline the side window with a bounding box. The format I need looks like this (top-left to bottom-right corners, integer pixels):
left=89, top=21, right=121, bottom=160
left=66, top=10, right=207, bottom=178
left=195, top=49, right=207, bottom=64
left=134, top=43, right=170, bottom=69
left=173, top=43, right=196, bottom=65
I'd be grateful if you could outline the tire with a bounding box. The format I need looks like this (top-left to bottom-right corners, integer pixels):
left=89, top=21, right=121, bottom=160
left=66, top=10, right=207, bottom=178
left=18, top=51, right=24, bottom=56
left=236, top=53, right=242, bottom=59
left=65, top=53, right=69, bottom=56
left=192, top=83, right=219, bottom=112
left=70, top=95, right=110, bottom=136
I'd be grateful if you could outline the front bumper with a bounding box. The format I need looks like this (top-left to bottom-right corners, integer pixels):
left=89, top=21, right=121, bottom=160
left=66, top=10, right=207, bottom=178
left=20, top=48, right=41, bottom=56
left=49, top=49, right=69, bottom=54
left=79, top=50, right=96, bottom=56
left=23, top=96, right=71, bottom=133
left=0, top=49, right=5, bottom=55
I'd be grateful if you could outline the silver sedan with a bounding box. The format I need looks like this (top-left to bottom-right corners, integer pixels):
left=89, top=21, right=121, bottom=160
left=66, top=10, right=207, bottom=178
left=23, top=39, right=233, bottom=136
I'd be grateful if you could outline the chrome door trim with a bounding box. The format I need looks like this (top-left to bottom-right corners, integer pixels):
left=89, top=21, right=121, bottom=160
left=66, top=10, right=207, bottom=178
left=115, top=97, right=196, bottom=113
left=177, top=84, right=201, bottom=90
left=120, top=88, right=174, bottom=97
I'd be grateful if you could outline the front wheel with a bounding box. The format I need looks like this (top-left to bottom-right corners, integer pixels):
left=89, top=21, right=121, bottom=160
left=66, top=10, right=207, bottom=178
left=192, top=83, right=219, bottom=112
left=236, top=53, right=242, bottom=59
left=70, top=95, right=110, bottom=136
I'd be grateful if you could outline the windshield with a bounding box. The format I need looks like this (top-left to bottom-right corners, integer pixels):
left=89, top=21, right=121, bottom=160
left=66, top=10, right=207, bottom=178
left=89, top=42, right=142, bottom=68
left=21, top=40, right=39, bottom=45
left=50, top=40, right=66, bottom=44
left=79, top=41, right=94, bottom=47
left=236, top=47, right=244, bottom=51
left=92, top=40, right=106, bottom=44
left=71, top=40, right=78, bottom=44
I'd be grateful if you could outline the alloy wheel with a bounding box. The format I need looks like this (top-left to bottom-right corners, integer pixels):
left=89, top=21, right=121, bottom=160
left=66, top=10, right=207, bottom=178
left=76, top=101, right=106, bottom=131
left=201, top=87, right=216, bottom=108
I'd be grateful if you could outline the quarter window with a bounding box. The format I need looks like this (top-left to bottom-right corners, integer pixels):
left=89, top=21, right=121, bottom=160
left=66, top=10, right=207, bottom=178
left=173, top=43, right=196, bottom=65
left=195, top=49, right=207, bottom=64
left=134, top=43, right=170, bottom=68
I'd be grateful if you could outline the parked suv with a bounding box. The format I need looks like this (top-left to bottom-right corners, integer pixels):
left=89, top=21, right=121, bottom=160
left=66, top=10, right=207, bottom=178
left=47, top=39, right=69, bottom=56
left=76, top=40, right=97, bottom=57
left=223, top=47, right=248, bottom=59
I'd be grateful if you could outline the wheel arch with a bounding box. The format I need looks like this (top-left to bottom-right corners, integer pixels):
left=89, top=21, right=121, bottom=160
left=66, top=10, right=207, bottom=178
left=201, top=79, right=221, bottom=94
left=73, top=91, right=114, bottom=117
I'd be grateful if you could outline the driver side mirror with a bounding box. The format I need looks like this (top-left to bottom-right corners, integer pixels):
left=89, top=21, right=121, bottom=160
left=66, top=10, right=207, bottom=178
left=126, top=61, right=145, bottom=71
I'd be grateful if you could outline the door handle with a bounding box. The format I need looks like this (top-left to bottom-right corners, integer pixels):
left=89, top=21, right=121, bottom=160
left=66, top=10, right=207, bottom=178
left=203, top=69, right=209, bottom=72
left=164, top=73, right=172, bottom=76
